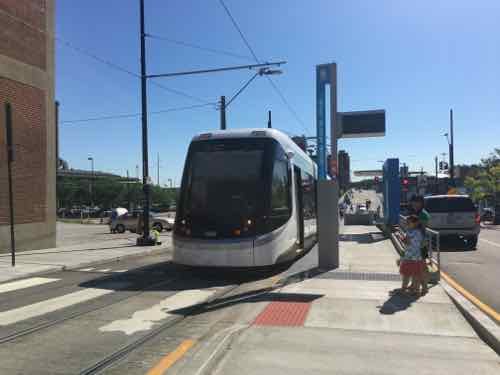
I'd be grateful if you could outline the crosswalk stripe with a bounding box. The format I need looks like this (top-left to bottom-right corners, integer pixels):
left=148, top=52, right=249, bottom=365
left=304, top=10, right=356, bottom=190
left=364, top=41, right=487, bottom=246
left=0, top=282, right=129, bottom=326
left=0, top=277, right=60, bottom=294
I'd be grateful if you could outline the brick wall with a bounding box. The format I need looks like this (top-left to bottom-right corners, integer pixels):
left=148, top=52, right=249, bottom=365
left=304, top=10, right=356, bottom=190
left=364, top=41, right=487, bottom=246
left=0, top=0, right=47, bottom=69
left=0, top=78, right=47, bottom=225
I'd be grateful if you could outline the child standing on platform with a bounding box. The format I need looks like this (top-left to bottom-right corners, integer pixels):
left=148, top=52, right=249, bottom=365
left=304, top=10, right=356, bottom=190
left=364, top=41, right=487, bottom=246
left=397, top=215, right=425, bottom=295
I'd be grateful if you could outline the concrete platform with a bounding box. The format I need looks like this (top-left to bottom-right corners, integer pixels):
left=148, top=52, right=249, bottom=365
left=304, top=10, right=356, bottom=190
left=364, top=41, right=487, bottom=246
left=196, top=225, right=500, bottom=375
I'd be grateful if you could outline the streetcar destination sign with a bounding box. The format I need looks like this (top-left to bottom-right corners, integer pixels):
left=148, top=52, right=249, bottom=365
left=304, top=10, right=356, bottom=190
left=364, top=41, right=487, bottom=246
left=338, top=109, right=386, bottom=138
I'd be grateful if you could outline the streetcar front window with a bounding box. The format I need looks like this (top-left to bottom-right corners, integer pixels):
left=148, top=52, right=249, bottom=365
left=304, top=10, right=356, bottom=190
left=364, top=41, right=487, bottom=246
left=176, top=139, right=269, bottom=239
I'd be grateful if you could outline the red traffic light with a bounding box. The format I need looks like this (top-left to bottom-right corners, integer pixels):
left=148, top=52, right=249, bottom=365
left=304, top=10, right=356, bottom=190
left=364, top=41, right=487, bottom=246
left=402, top=178, right=409, bottom=185
left=374, top=176, right=380, bottom=183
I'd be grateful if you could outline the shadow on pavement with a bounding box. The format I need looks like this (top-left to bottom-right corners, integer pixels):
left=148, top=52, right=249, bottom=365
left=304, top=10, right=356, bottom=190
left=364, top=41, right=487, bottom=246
left=378, top=290, right=420, bottom=314
left=339, top=232, right=386, bottom=244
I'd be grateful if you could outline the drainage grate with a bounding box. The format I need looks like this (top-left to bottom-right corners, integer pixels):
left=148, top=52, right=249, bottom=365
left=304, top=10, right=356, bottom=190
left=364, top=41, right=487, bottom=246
left=316, top=271, right=401, bottom=282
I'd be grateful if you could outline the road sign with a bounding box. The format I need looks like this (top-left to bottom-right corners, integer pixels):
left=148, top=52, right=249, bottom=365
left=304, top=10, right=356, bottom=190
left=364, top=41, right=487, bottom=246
left=338, top=110, right=385, bottom=138
left=439, top=161, right=448, bottom=170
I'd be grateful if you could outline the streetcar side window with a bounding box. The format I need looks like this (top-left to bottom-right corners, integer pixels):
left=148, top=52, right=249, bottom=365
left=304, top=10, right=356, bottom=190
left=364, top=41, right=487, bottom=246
left=268, top=158, right=291, bottom=230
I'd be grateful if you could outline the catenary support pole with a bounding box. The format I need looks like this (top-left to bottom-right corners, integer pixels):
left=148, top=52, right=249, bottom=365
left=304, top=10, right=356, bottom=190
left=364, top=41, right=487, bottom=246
left=220, top=96, right=226, bottom=130
left=138, top=0, right=153, bottom=245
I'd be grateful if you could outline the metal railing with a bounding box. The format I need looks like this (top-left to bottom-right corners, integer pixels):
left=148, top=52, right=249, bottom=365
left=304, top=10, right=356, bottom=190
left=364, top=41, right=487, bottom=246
left=398, top=214, right=441, bottom=282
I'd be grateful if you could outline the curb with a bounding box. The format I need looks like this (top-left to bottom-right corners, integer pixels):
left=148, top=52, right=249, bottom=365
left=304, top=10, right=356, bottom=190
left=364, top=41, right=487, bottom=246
left=0, top=245, right=169, bottom=284
left=441, top=280, right=500, bottom=355
left=389, top=231, right=500, bottom=355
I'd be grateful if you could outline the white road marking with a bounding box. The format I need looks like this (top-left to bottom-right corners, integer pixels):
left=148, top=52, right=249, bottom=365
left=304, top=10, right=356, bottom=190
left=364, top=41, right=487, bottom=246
left=99, top=289, right=216, bottom=335
left=97, top=269, right=111, bottom=272
left=0, top=282, right=129, bottom=326
left=0, top=277, right=60, bottom=294
left=113, top=270, right=128, bottom=273
left=480, top=238, right=500, bottom=248
left=79, top=268, right=96, bottom=272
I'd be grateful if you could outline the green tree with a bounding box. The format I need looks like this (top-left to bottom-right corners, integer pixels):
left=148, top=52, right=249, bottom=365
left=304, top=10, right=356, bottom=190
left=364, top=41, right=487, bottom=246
left=465, top=149, right=500, bottom=205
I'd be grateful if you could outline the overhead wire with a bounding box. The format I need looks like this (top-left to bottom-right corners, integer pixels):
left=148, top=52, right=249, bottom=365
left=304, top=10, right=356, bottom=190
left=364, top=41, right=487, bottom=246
left=0, top=8, right=212, bottom=105
left=217, top=0, right=309, bottom=134
left=146, top=33, right=254, bottom=62
left=60, top=103, right=214, bottom=125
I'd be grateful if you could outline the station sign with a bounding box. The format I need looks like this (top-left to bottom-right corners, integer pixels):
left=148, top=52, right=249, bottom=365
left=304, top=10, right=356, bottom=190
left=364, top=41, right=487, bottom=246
left=338, top=110, right=385, bottom=138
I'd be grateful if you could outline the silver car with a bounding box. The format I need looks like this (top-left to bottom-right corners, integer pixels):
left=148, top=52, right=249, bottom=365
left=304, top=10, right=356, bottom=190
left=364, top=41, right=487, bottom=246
left=109, top=212, right=172, bottom=233
left=424, top=195, right=480, bottom=249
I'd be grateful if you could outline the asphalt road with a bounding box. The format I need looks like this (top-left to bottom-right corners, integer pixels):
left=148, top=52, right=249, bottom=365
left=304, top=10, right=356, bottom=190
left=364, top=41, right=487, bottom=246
left=439, top=225, right=500, bottom=313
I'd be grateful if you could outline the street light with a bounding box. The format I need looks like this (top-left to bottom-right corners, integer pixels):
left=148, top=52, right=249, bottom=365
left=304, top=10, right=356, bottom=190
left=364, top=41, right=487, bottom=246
left=88, top=157, right=94, bottom=208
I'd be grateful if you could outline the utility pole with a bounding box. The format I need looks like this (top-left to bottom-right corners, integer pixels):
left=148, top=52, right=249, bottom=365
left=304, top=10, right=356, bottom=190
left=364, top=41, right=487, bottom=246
left=138, top=0, right=154, bottom=245
left=267, top=110, right=272, bottom=129
left=220, top=96, right=226, bottom=130
left=449, top=108, right=455, bottom=186
left=136, top=165, right=139, bottom=179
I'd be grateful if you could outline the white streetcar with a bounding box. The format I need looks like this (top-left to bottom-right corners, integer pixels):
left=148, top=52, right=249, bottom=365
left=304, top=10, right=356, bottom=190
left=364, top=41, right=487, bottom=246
left=173, top=129, right=317, bottom=267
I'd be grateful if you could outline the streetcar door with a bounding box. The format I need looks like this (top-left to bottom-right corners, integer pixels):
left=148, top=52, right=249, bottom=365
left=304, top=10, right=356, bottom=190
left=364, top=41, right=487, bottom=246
left=294, top=166, right=304, bottom=249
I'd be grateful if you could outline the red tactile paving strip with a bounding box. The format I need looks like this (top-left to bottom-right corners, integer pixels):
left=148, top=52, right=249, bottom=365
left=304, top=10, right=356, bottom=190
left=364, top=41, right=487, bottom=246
left=253, top=301, right=311, bottom=326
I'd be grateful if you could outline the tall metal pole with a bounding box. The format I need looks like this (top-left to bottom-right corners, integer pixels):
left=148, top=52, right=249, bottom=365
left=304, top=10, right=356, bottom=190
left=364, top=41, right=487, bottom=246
left=138, top=0, right=152, bottom=244
left=449, top=109, right=455, bottom=186
left=220, top=96, right=226, bottom=130
left=5, top=103, right=16, bottom=266
left=267, top=110, right=272, bottom=129
left=435, top=156, right=438, bottom=178
left=157, top=152, right=160, bottom=186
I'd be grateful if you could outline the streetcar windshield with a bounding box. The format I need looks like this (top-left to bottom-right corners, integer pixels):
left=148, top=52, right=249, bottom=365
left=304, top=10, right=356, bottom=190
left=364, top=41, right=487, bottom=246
left=176, top=138, right=272, bottom=239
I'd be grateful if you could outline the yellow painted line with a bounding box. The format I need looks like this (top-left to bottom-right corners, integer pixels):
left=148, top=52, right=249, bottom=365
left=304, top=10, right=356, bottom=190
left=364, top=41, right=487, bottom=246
left=146, top=339, right=195, bottom=375
left=440, top=269, right=500, bottom=323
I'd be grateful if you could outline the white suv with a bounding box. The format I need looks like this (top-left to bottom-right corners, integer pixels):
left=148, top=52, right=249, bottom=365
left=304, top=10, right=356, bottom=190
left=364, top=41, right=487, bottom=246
left=424, top=195, right=480, bottom=249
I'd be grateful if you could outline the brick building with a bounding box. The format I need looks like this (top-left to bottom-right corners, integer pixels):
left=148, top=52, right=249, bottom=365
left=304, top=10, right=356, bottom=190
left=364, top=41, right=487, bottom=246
left=0, top=0, right=56, bottom=251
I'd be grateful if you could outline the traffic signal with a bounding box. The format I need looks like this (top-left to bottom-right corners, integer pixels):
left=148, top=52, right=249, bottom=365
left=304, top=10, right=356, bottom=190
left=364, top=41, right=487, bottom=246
left=402, top=178, right=409, bottom=192
left=374, top=176, right=380, bottom=183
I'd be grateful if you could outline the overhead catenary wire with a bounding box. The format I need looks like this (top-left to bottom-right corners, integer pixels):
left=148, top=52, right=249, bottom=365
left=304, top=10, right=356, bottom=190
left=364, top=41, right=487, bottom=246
left=0, top=8, right=211, bottom=105
left=60, top=103, right=214, bottom=124
left=146, top=33, right=254, bottom=62
left=217, top=0, right=309, bottom=134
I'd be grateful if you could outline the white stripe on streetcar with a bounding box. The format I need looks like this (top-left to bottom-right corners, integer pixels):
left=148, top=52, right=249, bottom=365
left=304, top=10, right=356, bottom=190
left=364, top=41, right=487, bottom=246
left=0, top=282, right=129, bottom=326
left=0, top=277, right=60, bottom=294
left=480, top=238, right=500, bottom=248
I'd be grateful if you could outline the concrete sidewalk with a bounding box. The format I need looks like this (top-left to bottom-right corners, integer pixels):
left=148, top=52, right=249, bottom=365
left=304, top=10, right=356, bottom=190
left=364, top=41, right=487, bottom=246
left=0, top=233, right=171, bottom=284
left=193, top=225, right=500, bottom=374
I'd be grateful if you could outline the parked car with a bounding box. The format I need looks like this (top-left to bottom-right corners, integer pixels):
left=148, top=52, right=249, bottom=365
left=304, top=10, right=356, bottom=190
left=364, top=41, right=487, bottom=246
left=480, top=207, right=495, bottom=222
left=109, top=211, right=172, bottom=233
left=424, top=195, right=480, bottom=249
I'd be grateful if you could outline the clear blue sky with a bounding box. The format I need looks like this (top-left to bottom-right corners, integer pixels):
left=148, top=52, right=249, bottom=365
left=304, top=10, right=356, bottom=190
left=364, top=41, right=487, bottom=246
left=56, top=0, right=500, bottom=185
